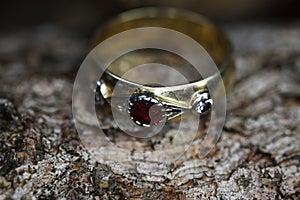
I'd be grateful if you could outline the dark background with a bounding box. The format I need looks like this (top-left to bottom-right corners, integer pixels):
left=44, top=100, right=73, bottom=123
left=1, top=0, right=299, bottom=36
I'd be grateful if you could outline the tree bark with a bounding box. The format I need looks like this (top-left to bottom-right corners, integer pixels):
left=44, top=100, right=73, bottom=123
left=0, top=23, right=300, bottom=199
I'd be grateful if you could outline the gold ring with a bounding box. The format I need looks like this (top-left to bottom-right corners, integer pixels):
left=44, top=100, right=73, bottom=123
left=93, top=7, right=235, bottom=128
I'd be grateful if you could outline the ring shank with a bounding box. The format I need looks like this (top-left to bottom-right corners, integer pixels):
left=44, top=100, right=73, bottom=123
left=92, top=8, right=232, bottom=72
left=93, top=7, right=235, bottom=109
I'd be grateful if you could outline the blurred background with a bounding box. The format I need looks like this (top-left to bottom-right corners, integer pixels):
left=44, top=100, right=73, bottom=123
left=1, top=0, right=299, bottom=36
left=0, top=0, right=299, bottom=80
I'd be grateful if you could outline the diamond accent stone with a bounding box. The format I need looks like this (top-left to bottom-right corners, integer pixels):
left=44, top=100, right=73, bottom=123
left=192, top=91, right=213, bottom=114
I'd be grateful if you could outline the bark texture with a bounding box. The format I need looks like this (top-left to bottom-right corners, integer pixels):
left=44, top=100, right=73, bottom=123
left=0, top=23, right=300, bottom=199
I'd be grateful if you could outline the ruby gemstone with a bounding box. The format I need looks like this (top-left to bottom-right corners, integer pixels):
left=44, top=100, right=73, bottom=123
left=129, top=94, right=164, bottom=126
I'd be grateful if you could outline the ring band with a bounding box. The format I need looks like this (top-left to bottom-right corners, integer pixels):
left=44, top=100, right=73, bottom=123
left=93, top=7, right=235, bottom=128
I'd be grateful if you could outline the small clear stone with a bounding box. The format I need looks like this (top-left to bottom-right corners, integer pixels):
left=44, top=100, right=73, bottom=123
left=192, top=91, right=213, bottom=114
left=95, top=81, right=105, bottom=105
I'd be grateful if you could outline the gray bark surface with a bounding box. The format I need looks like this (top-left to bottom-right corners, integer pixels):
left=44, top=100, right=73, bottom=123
left=0, top=23, right=300, bottom=199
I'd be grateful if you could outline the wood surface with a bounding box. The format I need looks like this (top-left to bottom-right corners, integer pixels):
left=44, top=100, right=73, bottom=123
left=0, top=23, right=299, bottom=199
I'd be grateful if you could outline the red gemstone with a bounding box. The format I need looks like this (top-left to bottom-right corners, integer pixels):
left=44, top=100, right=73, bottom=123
left=129, top=94, right=164, bottom=126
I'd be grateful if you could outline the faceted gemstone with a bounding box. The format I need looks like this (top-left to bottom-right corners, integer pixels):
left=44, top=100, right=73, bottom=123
left=194, top=100, right=212, bottom=114
left=129, top=93, right=164, bottom=126
left=95, top=81, right=105, bottom=105
left=192, top=91, right=213, bottom=114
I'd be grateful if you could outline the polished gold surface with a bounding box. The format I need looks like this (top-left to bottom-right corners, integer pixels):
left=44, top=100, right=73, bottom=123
left=93, top=7, right=235, bottom=121
left=93, top=7, right=232, bottom=68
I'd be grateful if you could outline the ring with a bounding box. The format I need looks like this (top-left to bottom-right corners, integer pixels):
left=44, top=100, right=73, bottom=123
left=93, top=7, right=235, bottom=128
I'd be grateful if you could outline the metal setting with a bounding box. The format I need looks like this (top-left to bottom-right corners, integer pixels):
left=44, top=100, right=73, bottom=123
left=191, top=91, right=213, bottom=114
left=128, top=92, right=166, bottom=127
left=92, top=7, right=235, bottom=126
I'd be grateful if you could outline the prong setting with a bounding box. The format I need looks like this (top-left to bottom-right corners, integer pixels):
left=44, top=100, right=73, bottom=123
left=128, top=93, right=166, bottom=127
left=191, top=91, right=213, bottom=114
